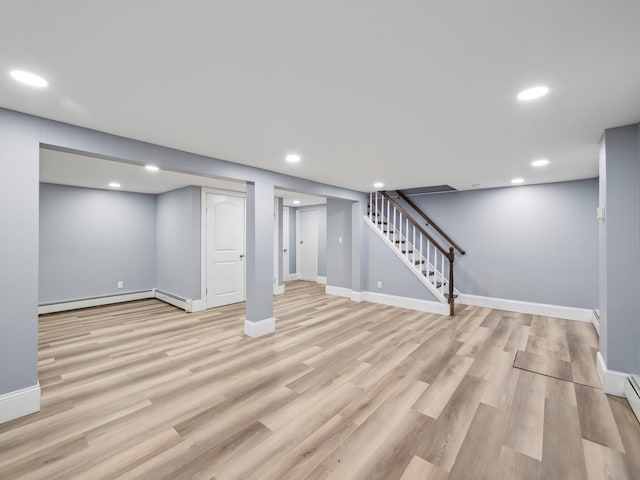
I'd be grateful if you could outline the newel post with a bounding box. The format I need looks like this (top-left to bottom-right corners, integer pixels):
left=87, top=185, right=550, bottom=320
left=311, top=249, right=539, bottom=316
left=447, top=247, right=455, bottom=316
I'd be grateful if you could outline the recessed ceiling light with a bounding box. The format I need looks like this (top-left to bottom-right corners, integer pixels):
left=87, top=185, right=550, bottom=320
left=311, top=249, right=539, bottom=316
left=517, top=86, right=548, bottom=101
left=292, top=200, right=301, bottom=205
left=373, top=182, right=384, bottom=189
left=511, top=178, right=524, bottom=184
left=531, top=159, right=549, bottom=167
left=286, top=154, right=301, bottom=163
left=10, top=70, right=48, bottom=88
left=109, top=182, right=121, bottom=188
left=145, top=165, right=159, bottom=172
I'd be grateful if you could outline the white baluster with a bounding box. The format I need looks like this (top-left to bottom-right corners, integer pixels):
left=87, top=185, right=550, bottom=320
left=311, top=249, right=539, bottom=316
left=427, top=240, right=431, bottom=281
left=405, top=217, right=409, bottom=260
left=419, top=232, right=423, bottom=275
left=393, top=207, right=396, bottom=247
left=441, top=251, right=445, bottom=294
left=412, top=225, right=416, bottom=266
left=369, top=191, right=372, bottom=221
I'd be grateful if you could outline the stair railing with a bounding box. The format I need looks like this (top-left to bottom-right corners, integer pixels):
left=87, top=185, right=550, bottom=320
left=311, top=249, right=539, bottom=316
left=368, top=191, right=457, bottom=315
left=395, top=190, right=465, bottom=255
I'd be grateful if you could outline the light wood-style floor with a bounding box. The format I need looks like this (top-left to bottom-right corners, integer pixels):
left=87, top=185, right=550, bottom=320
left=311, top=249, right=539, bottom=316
left=1, top=281, right=639, bottom=479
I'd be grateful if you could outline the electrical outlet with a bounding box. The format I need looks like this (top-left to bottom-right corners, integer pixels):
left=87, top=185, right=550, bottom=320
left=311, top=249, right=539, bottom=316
left=377, top=280, right=382, bottom=289
left=117, top=280, right=124, bottom=289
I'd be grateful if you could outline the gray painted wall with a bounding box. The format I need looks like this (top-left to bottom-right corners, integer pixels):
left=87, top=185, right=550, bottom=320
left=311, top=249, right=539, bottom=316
left=39, top=184, right=157, bottom=303
left=326, top=198, right=353, bottom=289
left=404, top=179, right=599, bottom=308
left=156, top=186, right=201, bottom=300
left=246, top=182, right=275, bottom=322
left=0, top=106, right=366, bottom=409
left=0, top=115, right=39, bottom=396
left=366, top=227, right=439, bottom=301
left=600, top=124, right=640, bottom=374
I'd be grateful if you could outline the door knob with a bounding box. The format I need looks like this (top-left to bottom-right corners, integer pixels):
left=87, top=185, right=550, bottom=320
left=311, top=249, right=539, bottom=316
left=240, top=254, right=245, bottom=258
left=283, top=249, right=288, bottom=253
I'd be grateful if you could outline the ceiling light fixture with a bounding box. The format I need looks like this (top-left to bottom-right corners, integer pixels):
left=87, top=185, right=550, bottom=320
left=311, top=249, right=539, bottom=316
left=517, top=86, right=548, bottom=101
left=10, top=70, right=48, bottom=88
left=286, top=154, right=301, bottom=163
left=511, top=178, right=524, bottom=184
left=145, top=165, right=159, bottom=172
left=108, top=182, right=121, bottom=188
left=531, top=159, right=549, bottom=167
left=292, top=200, right=301, bottom=205
left=373, top=182, right=384, bottom=189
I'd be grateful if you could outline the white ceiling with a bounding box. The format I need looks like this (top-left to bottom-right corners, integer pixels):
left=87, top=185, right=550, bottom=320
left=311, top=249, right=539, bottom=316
left=3, top=1, right=640, bottom=192
left=40, top=148, right=325, bottom=207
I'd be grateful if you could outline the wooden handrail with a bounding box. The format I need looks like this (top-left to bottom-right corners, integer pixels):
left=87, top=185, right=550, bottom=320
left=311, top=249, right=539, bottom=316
left=379, top=191, right=449, bottom=256
left=395, top=190, right=466, bottom=255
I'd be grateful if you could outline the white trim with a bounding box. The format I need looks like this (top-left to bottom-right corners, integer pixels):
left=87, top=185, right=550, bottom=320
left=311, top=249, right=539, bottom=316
left=285, top=273, right=300, bottom=281
left=350, top=291, right=363, bottom=302
left=190, top=299, right=206, bottom=312
left=38, top=290, right=154, bottom=314
left=458, top=294, right=594, bottom=322
left=317, top=276, right=327, bottom=285
left=596, top=352, right=628, bottom=397
left=275, top=284, right=286, bottom=295
left=0, top=383, right=40, bottom=424
left=592, top=310, right=600, bottom=336
left=244, top=317, right=275, bottom=337
left=362, top=291, right=450, bottom=315
left=325, top=285, right=352, bottom=298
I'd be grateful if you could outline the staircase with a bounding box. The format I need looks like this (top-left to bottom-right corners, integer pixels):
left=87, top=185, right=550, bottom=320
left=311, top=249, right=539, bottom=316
left=366, top=191, right=465, bottom=315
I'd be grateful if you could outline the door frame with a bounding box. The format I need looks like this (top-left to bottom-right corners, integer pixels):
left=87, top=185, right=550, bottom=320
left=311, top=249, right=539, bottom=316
left=200, top=187, right=247, bottom=310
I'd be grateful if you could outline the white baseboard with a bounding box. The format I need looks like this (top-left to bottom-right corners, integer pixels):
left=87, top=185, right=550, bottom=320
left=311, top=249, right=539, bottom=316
left=597, top=352, right=628, bottom=397
left=38, top=290, right=155, bottom=314
left=350, top=291, right=363, bottom=302
left=286, top=273, right=300, bottom=281
left=275, top=284, right=286, bottom=295
left=317, top=276, right=327, bottom=285
left=244, top=317, right=275, bottom=337
left=190, top=299, right=206, bottom=312
left=458, top=294, right=594, bottom=322
left=325, top=285, right=450, bottom=315
left=325, top=285, right=352, bottom=298
left=0, top=383, right=40, bottom=424
left=362, top=291, right=450, bottom=316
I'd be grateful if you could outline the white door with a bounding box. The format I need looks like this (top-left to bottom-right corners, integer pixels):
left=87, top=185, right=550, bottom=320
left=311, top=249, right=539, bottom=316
left=273, top=198, right=279, bottom=294
left=283, top=207, right=290, bottom=280
left=206, top=193, right=245, bottom=308
left=298, top=209, right=318, bottom=281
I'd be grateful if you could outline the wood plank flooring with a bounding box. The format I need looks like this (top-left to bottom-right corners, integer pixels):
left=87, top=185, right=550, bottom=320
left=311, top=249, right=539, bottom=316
left=1, top=281, right=639, bottom=479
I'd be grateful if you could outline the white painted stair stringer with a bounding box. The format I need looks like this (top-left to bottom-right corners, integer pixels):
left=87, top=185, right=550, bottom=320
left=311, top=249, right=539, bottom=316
left=364, top=216, right=449, bottom=304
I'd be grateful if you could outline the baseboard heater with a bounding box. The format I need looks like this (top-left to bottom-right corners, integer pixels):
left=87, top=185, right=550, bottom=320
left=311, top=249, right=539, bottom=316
left=624, top=374, right=640, bottom=423
left=154, top=290, right=188, bottom=302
